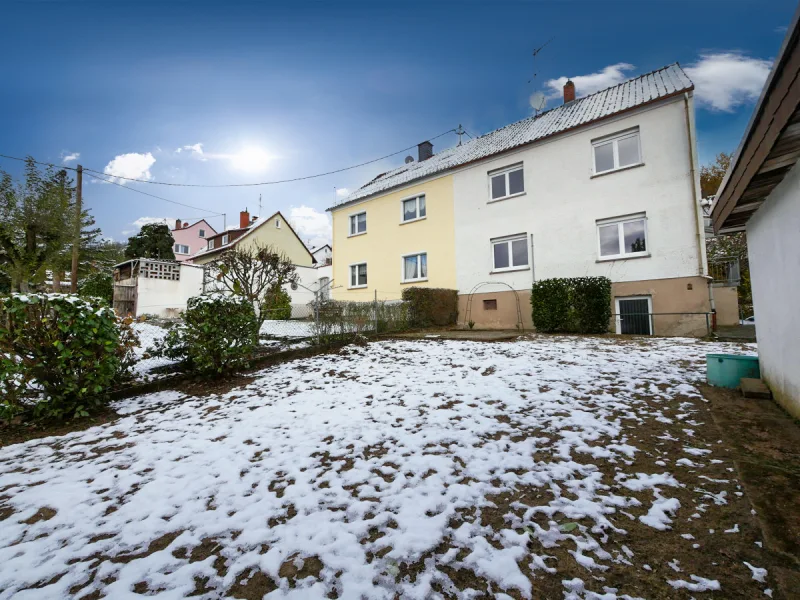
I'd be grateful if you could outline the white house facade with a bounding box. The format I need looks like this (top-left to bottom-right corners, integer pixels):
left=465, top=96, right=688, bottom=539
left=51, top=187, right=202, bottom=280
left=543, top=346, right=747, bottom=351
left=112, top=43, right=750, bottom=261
left=450, top=70, right=709, bottom=335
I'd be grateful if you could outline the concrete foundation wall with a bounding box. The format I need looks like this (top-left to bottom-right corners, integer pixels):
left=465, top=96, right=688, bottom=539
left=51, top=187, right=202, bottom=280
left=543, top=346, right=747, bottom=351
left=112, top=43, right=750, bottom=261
left=713, top=286, right=740, bottom=326
left=460, top=275, right=711, bottom=336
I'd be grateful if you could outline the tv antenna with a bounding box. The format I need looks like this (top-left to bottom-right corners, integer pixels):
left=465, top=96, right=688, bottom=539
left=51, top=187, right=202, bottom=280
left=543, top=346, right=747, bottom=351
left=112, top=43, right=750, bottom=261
left=528, top=37, right=554, bottom=84
left=455, top=124, right=466, bottom=146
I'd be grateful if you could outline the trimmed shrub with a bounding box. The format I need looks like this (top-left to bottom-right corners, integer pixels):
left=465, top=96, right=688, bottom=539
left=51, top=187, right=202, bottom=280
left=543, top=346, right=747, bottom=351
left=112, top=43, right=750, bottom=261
left=261, top=285, right=292, bottom=320
left=312, top=300, right=409, bottom=344
left=531, top=276, right=611, bottom=334
left=0, top=293, right=136, bottom=421
left=401, top=287, right=458, bottom=328
left=154, top=293, right=257, bottom=376
left=79, top=272, right=114, bottom=305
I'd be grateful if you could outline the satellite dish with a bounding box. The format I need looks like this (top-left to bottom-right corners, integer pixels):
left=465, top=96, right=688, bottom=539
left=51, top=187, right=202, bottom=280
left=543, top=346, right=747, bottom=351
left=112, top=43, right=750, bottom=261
left=290, top=282, right=299, bottom=291
left=529, top=91, right=546, bottom=112
left=404, top=155, right=414, bottom=164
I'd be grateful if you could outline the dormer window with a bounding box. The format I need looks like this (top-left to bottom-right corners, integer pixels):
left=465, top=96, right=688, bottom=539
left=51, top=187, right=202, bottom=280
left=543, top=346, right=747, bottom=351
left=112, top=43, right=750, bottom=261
left=207, top=240, right=213, bottom=250
left=222, top=234, right=229, bottom=245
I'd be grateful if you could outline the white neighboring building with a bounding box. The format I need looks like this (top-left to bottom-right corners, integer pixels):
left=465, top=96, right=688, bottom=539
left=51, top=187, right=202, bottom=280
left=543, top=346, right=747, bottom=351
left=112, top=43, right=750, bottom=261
left=452, top=65, right=709, bottom=335
left=713, top=9, right=800, bottom=418
left=311, top=244, right=332, bottom=266
left=112, top=259, right=204, bottom=318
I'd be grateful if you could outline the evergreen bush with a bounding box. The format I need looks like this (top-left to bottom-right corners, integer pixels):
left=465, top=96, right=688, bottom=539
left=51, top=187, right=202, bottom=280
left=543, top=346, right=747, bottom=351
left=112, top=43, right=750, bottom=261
left=154, top=293, right=257, bottom=376
left=401, top=287, right=458, bottom=328
left=261, top=285, right=292, bottom=320
left=531, top=277, right=611, bottom=334
left=0, top=293, right=136, bottom=421
left=78, top=272, right=114, bottom=305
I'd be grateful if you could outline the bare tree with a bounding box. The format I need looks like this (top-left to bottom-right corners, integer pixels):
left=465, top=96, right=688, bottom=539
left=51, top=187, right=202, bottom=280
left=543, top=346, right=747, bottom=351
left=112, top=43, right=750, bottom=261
left=208, top=242, right=299, bottom=338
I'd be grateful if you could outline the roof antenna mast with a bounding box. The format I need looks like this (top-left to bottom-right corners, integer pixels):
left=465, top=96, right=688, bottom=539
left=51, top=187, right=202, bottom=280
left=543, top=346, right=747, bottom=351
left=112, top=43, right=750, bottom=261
left=455, top=124, right=466, bottom=146
left=528, top=37, right=554, bottom=84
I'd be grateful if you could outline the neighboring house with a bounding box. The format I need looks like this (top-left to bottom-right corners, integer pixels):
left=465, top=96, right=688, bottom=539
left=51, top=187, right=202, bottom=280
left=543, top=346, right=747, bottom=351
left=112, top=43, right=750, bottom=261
left=171, top=219, right=217, bottom=262
left=701, top=197, right=741, bottom=326
left=329, top=64, right=710, bottom=336
left=112, top=259, right=204, bottom=318
left=712, top=7, right=800, bottom=418
left=311, top=244, right=332, bottom=266
left=193, top=210, right=330, bottom=314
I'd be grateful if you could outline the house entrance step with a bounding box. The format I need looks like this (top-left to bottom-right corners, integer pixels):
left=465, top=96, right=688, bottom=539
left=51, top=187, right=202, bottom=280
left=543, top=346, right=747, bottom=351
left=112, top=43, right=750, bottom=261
left=741, top=377, right=772, bottom=399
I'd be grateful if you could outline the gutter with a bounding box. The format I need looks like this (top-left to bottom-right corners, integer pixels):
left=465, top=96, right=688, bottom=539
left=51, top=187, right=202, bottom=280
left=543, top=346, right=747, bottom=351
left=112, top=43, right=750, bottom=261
left=683, top=92, right=715, bottom=314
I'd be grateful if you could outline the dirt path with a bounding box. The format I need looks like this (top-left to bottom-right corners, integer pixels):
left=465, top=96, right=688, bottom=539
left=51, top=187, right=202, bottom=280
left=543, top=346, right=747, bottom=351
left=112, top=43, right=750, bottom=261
left=703, top=383, right=800, bottom=597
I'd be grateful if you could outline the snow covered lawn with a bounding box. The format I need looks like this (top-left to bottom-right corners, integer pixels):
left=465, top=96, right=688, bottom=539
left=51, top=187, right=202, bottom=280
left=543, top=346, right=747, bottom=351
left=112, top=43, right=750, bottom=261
left=0, top=336, right=774, bottom=599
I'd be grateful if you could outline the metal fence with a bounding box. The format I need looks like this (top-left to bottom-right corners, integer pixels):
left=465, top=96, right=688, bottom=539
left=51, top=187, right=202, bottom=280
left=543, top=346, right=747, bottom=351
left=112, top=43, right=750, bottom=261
left=127, top=298, right=410, bottom=381
left=609, top=312, right=714, bottom=337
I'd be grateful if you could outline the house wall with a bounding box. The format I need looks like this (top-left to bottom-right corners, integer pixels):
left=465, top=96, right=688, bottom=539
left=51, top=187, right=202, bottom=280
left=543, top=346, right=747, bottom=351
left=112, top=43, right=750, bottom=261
left=747, top=160, right=800, bottom=419
left=287, top=264, right=333, bottom=317
left=171, top=220, right=215, bottom=262
left=193, top=213, right=314, bottom=268
left=452, top=95, right=709, bottom=333
left=330, top=176, right=457, bottom=301
left=135, top=264, right=204, bottom=317
left=713, top=286, right=740, bottom=326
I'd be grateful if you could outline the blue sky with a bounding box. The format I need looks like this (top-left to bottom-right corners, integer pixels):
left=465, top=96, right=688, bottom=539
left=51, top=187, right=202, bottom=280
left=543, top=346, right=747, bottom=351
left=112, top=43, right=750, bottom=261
left=0, top=0, right=795, bottom=248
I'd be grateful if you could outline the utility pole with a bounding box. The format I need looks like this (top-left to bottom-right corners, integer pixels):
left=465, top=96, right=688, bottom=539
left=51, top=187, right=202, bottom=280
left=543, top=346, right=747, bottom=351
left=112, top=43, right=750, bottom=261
left=70, top=165, right=83, bottom=293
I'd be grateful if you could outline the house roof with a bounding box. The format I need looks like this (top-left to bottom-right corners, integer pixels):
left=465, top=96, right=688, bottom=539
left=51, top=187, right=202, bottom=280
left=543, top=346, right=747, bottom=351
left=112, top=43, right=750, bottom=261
left=190, top=210, right=317, bottom=264
left=170, top=218, right=217, bottom=235
left=330, top=63, right=693, bottom=210
left=712, top=5, right=800, bottom=234
left=312, top=244, right=332, bottom=253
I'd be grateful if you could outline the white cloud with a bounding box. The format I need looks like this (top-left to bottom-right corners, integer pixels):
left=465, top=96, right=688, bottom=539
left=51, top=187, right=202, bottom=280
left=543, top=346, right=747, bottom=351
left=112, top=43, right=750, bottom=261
left=176, top=143, right=205, bottom=160
left=103, top=152, right=156, bottom=184
left=685, top=52, right=772, bottom=112
left=61, top=151, right=80, bottom=163
left=289, top=205, right=331, bottom=248
left=545, top=63, right=635, bottom=99
left=335, top=188, right=350, bottom=198
left=132, top=216, right=176, bottom=229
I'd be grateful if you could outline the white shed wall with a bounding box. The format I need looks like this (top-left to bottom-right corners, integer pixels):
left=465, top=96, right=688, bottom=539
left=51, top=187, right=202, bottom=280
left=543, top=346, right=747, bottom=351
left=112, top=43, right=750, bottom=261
left=746, top=160, right=800, bottom=418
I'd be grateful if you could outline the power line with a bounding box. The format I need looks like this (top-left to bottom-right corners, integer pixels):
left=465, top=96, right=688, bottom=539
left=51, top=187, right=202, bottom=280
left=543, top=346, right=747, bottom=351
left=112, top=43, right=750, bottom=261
left=88, top=172, right=224, bottom=216
left=0, top=153, right=79, bottom=172
left=79, top=128, right=458, bottom=187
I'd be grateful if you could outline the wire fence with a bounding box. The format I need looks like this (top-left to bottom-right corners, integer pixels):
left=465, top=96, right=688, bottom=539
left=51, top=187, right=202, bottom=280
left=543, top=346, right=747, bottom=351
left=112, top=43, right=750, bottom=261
left=127, top=298, right=411, bottom=381
left=609, top=312, right=713, bottom=337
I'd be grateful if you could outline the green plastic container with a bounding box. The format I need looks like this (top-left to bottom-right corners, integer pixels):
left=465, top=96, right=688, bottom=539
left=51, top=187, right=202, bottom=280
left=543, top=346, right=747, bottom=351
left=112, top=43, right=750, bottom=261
left=706, top=354, right=760, bottom=388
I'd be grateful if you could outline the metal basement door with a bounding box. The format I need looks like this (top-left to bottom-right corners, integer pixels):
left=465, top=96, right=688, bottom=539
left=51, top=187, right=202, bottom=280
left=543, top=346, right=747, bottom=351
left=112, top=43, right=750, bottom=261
left=617, top=297, right=652, bottom=335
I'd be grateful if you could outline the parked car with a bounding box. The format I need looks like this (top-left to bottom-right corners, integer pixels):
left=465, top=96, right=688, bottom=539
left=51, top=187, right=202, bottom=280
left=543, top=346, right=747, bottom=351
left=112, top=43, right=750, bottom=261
left=740, top=315, right=755, bottom=326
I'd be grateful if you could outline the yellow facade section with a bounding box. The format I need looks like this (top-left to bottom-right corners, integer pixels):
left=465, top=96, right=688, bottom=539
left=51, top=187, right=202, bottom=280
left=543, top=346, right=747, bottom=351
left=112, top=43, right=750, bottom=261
left=192, top=212, right=314, bottom=267
left=331, top=175, right=456, bottom=301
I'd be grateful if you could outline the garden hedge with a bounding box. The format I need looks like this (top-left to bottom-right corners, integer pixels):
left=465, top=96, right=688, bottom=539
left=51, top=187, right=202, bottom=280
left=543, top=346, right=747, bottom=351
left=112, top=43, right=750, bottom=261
left=531, top=276, right=611, bottom=334
left=401, top=287, right=458, bottom=328
left=0, top=293, right=137, bottom=421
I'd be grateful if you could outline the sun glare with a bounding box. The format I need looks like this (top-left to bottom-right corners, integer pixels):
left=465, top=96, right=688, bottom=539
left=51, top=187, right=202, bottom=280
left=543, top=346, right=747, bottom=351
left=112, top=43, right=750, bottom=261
left=230, top=147, right=272, bottom=172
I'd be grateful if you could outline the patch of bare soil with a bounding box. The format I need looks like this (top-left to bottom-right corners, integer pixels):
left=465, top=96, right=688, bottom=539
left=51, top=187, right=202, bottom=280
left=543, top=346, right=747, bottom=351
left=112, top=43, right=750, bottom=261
left=0, top=407, right=121, bottom=448
left=702, top=384, right=800, bottom=597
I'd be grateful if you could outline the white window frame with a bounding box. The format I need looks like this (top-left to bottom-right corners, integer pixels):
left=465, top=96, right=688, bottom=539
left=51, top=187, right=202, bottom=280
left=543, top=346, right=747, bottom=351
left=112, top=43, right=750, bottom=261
left=488, top=163, right=525, bottom=202
left=614, top=295, right=653, bottom=335
left=401, top=251, right=428, bottom=283
left=173, top=243, right=190, bottom=255
left=490, top=234, right=530, bottom=273
left=198, top=229, right=205, bottom=238
left=349, top=262, right=368, bottom=289
left=276, top=218, right=281, bottom=228
left=348, top=211, right=367, bottom=237
left=221, top=234, right=229, bottom=245
left=592, top=128, right=642, bottom=175
left=596, top=213, right=649, bottom=261
left=400, top=194, right=426, bottom=224
left=207, top=240, right=213, bottom=250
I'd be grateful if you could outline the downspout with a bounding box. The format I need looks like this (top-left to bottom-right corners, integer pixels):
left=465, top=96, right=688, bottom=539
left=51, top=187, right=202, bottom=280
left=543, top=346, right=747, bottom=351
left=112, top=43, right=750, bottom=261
left=683, top=93, right=715, bottom=318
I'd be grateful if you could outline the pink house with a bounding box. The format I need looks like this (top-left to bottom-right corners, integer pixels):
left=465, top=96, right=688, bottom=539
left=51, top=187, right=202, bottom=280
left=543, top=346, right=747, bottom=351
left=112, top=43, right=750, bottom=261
left=170, top=219, right=217, bottom=262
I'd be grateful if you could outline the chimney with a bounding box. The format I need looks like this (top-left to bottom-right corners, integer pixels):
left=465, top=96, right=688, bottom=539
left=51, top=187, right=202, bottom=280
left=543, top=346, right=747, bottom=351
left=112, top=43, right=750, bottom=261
left=240, top=210, right=250, bottom=229
left=563, top=79, right=576, bottom=104
left=418, top=141, right=433, bottom=162
left=175, top=219, right=182, bottom=230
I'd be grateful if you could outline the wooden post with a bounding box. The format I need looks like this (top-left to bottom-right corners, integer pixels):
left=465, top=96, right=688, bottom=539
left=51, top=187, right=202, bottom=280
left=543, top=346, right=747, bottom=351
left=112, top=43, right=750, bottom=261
left=70, top=164, right=83, bottom=293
